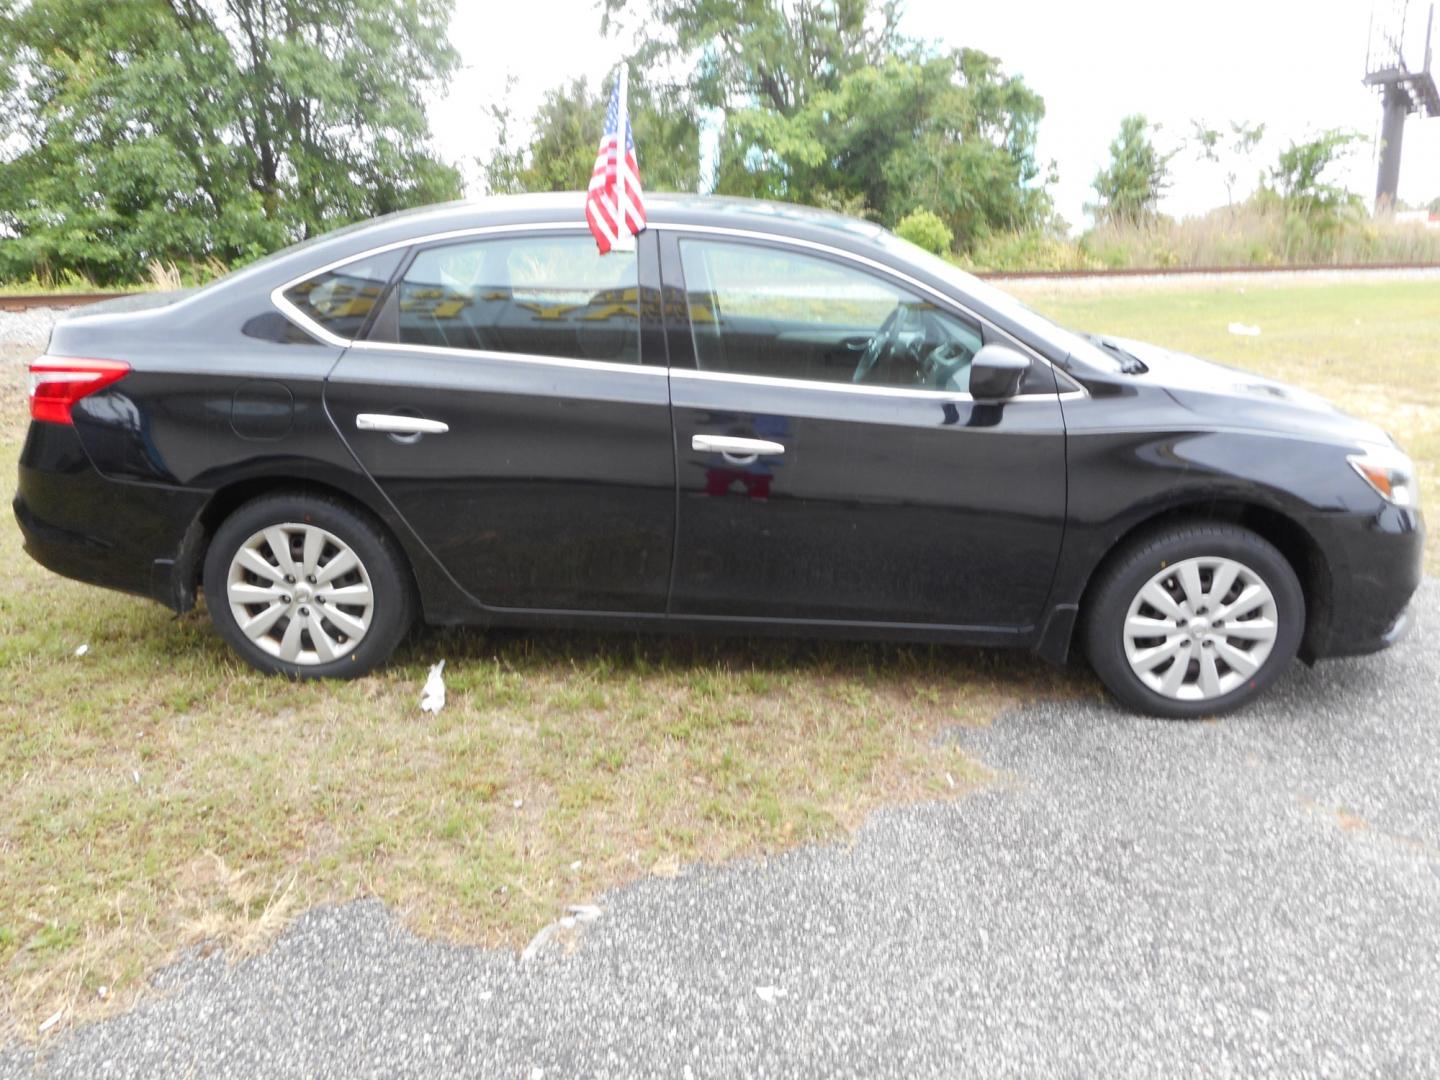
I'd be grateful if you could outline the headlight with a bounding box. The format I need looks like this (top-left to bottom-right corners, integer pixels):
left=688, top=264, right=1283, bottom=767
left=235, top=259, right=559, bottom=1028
left=1348, top=445, right=1419, bottom=508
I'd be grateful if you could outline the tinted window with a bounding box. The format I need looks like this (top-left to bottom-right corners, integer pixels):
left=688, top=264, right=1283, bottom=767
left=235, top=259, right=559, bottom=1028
left=384, top=235, right=639, bottom=364
left=678, top=239, right=987, bottom=392
left=280, top=250, right=402, bottom=339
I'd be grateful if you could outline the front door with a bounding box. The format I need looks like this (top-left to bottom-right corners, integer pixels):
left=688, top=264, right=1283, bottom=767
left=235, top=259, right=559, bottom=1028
left=321, top=228, right=674, bottom=614
left=663, top=233, right=1067, bottom=631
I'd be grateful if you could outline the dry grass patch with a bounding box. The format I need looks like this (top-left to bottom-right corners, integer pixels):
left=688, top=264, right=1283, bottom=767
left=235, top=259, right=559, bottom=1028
left=0, top=590, right=1065, bottom=1036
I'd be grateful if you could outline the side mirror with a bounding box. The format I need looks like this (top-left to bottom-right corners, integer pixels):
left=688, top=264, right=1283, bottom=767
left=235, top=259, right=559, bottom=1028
left=968, top=344, right=1030, bottom=400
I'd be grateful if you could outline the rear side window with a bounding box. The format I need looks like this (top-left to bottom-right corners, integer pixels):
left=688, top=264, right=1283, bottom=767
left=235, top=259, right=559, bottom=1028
left=376, top=234, right=639, bottom=364
left=279, top=250, right=403, bottom=340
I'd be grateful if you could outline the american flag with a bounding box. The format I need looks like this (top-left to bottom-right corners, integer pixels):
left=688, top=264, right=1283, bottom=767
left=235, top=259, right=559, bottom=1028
left=586, top=71, right=646, bottom=254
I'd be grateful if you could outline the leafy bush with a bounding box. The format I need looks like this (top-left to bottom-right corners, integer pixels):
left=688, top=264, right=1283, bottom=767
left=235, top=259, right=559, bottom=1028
left=956, top=228, right=1102, bottom=272
left=894, top=209, right=954, bottom=256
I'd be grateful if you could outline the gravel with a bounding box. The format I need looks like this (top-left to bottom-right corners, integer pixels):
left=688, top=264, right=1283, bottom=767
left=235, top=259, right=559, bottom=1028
left=5, top=580, right=1438, bottom=1079
left=0, top=308, right=64, bottom=349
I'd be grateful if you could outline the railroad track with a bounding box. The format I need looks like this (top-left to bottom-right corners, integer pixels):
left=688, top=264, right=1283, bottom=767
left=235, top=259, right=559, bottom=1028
left=0, top=292, right=132, bottom=312
left=2, top=260, right=1437, bottom=311
left=980, top=260, right=1440, bottom=280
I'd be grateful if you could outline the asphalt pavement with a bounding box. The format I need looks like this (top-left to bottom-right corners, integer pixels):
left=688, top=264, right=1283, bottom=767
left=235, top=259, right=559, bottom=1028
left=5, top=580, right=1438, bottom=1079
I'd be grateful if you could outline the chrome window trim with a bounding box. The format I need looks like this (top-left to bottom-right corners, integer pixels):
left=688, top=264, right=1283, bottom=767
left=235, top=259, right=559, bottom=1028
left=344, top=337, right=666, bottom=379
left=270, top=222, right=606, bottom=350
left=269, top=218, right=1087, bottom=400
left=658, top=224, right=1084, bottom=400
left=671, top=366, right=1085, bottom=404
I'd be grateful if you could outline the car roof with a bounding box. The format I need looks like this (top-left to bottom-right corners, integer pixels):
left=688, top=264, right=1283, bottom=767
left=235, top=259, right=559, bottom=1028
left=317, top=192, right=888, bottom=249
left=169, top=193, right=893, bottom=311
left=285, top=192, right=887, bottom=264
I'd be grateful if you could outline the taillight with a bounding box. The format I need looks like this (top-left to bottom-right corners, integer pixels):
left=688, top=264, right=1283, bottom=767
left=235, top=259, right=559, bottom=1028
left=27, top=356, right=131, bottom=425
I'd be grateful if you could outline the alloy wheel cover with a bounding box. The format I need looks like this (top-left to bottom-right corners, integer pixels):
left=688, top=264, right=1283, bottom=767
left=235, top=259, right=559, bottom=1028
left=225, top=522, right=375, bottom=665
left=1122, top=555, right=1280, bottom=701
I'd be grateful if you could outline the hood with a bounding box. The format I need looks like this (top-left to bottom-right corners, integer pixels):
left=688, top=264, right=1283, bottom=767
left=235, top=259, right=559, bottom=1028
left=1107, top=336, right=1393, bottom=450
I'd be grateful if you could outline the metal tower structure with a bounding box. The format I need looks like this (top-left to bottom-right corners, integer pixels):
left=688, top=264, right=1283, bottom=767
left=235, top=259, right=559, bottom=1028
left=1365, top=1, right=1440, bottom=213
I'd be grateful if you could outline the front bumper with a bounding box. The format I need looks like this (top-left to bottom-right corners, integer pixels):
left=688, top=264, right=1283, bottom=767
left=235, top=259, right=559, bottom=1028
left=14, top=422, right=207, bottom=610
left=1306, top=503, right=1425, bottom=660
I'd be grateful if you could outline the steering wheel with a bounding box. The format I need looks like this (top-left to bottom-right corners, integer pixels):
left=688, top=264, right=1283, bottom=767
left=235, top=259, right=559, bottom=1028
left=852, top=305, right=903, bottom=384
left=919, top=341, right=973, bottom=390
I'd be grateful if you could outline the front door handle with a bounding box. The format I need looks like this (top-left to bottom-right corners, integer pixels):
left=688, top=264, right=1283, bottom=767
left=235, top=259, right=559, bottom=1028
left=691, top=434, right=786, bottom=464
left=356, top=413, right=449, bottom=436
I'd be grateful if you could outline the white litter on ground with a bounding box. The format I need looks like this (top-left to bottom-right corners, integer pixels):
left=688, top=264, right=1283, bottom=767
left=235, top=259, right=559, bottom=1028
left=418, top=660, right=446, bottom=714
left=521, top=905, right=602, bottom=962
left=73, top=643, right=89, bottom=657
left=520, top=923, right=558, bottom=963
left=37, top=1008, right=64, bottom=1034
left=755, top=986, right=787, bottom=1004
left=1227, top=322, right=1262, bottom=336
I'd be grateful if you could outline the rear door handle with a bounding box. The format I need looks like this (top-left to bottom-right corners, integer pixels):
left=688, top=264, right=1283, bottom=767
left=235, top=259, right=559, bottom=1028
left=356, top=413, right=449, bottom=435
left=691, top=434, right=786, bottom=463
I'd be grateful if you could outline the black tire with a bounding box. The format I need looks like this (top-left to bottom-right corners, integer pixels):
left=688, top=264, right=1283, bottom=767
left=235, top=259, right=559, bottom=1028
left=1082, top=523, right=1304, bottom=718
left=202, top=492, right=415, bottom=678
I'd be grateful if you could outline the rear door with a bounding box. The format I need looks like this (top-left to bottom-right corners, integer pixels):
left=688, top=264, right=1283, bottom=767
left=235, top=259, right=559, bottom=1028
left=317, top=227, right=674, bottom=614
left=661, top=231, right=1068, bottom=632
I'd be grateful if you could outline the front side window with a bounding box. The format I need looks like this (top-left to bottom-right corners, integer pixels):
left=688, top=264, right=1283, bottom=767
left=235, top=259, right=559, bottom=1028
left=678, top=238, right=986, bottom=392
left=280, top=250, right=403, bottom=340
left=381, top=234, right=640, bottom=364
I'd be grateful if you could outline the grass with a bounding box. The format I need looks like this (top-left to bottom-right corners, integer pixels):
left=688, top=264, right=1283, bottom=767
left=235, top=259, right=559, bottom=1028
left=0, top=274, right=1434, bottom=1039
left=1010, top=275, right=1439, bottom=574
left=0, top=258, right=225, bottom=296
left=0, top=282, right=134, bottom=298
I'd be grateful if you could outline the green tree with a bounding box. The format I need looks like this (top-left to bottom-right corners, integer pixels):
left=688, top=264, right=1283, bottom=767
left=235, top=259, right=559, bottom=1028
left=1267, top=129, right=1364, bottom=215
left=483, top=75, right=700, bottom=196
left=603, top=0, right=904, bottom=115
left=1190, top=119, right=1264, bottom=208
left=1090, top=114, right=1175, bottom=225
left=496, top=1, right=1051, bottom=251
left=1261, top=129, right=1365, bottom=259
left=713, top=50, right=1052, bottom=248
left=0, top=0, right=461, bottom=285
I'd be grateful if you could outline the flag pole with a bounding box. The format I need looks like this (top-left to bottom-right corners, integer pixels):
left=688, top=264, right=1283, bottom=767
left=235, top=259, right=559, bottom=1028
left=613, top=63, right=635, bottom=252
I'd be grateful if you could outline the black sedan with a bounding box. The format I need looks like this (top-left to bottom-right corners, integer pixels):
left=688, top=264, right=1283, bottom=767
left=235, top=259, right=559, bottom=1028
left=15, top=194, right=1425, bottom=717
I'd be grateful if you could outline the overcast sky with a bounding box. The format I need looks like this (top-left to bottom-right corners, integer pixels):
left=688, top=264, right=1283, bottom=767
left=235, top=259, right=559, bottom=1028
left=429, top=0, right=1440, bottom=228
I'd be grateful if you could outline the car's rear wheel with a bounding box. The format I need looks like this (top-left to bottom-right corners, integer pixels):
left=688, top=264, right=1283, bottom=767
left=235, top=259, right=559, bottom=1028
left=202, top=493, right=414, bottom=677
left=1083, top=524, right=1304, bottom=718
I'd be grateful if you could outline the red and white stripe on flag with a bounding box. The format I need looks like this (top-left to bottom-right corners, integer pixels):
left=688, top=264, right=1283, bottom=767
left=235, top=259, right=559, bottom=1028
left=586, top=73, right=646, bottom=254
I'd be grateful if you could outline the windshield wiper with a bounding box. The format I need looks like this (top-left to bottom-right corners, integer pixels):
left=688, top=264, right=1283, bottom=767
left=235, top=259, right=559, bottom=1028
left=1085, top=334, right=1149, bottom=375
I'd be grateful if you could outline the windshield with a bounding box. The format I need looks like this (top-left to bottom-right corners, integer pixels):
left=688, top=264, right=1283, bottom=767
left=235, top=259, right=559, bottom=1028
left=875, top=232, right=1126, bottom=373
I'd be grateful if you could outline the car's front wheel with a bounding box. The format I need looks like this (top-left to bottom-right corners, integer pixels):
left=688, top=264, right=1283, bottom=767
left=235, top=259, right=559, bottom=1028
left=1083, top=524, right=1305, bottom=718
left=202, top=493, right=414, bottom=677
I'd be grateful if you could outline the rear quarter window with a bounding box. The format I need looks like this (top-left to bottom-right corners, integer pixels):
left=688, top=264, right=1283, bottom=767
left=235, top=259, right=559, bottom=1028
left=279, top=250, right=404, bottom=340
